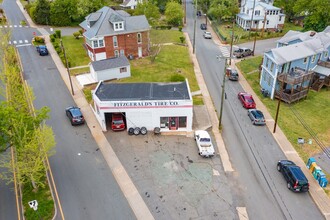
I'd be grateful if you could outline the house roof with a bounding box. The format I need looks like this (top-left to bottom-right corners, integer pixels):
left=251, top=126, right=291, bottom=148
left=245, top=0, right=280, bottom=10
left=91, top=56, right=130, bottom=72
left=271, top=43, right=315, bottom=64
left=312, top=65, right=330, bottom=76
left=236, top=13, right=264, bottom=20
left=80, top=6, right=150, bottom=39
left=277, top=30, right=316, bottom=44
left=94, top=81, right=191, bottom=101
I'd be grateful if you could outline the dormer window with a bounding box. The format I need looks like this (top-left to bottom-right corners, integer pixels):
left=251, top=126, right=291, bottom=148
left=114, top=22, right=124, bottom=31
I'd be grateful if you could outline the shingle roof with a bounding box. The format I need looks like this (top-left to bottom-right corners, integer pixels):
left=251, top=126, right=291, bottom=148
left=95, top=81, right=191, bottom=101
left=91, top=56, right=130, bottom=71
left=80, top=6, right=150, bottom=39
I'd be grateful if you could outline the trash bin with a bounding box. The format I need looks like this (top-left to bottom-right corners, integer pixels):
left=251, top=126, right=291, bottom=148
left=319, top=177, right=328, bottom=188
left=317, top=171, right=326, bottom=182
left=309, top=162, right=317, bottom=173
left=312, top=166, right=322, bottom=179
left=306, top=157, right=316, bottom=169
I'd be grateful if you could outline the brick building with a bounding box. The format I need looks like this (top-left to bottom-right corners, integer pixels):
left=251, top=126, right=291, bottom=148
left=80, top=6, right=150, bottom=61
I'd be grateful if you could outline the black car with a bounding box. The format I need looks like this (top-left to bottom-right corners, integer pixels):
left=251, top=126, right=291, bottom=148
left=65, top=106, right=85, bottom=125
left=277, top=160, right=309, bottom=192
left=200, top=23, right=207, bottom=30
left=36, top=45, right=49, bottom=56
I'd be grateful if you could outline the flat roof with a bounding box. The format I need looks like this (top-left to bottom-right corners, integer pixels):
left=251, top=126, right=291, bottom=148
left=95, top=81, right=191, bottom=101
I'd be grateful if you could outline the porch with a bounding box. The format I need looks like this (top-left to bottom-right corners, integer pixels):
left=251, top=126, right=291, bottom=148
left=274, top=67, right=314, bottom=104
left=311, top=61, right=330, bottom=91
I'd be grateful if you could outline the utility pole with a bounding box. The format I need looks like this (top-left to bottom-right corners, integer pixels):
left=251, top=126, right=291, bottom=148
left=184, top=0, right=186, bottom=24
left=60, top=39, right=74, bottom=95
left=217, top=56, right=228, bottom=130
left=252, top=32, right=257, bottom=56
left=273, top=75, right=284, bottom=133
left=261, top=10, right=267, bottom=37
left=248, top=0, right=256, bottom=40
left=193, top=0, right=197, bottom=54
left=229, top=19, right=235, bottom=65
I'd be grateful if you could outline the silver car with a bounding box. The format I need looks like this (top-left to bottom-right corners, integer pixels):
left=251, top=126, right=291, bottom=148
left=248, top=109, right=266, bottom=125
left=203, top=31, right=212, bottom=39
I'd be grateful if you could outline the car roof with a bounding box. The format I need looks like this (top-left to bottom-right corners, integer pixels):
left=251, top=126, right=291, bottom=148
left=195, top=130, right=210, bottom=137
left=288, top=166, right=308, bottom=181
left=39, top=45, right=47, bottom=48
left=67, top=107, right=82, bottom=116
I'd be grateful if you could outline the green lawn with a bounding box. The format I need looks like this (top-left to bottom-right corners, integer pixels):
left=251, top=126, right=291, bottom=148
left=216, top=22, right=303, bottom=44
left=117, top=44, right=199, bottom=92
left=237, top=57, right=330, bottom=162
left=150, top=29, right=185, bottom=44
left=54, top=36, right=90, bottom=68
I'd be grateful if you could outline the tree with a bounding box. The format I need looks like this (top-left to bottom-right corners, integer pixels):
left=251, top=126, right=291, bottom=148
left=208, top=0, right=239, bottom=21
left=76, top=0, right=104, bottom=20
left=33, top=0, right=51, bottom=25
left=165, top=1, right=184, bottom=26
left=134, top=2, right=161, bottom=26
left=50, top=0, right=79, bottom=26
left=273, top=0, right=296, bottom=22
left=293, top=0, right=330, bottom=31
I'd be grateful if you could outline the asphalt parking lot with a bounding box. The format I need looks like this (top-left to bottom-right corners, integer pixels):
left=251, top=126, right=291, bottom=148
left=105, top=130, right=237, bottom=220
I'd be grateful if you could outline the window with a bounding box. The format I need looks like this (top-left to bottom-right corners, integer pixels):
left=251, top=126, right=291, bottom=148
left=93, top=40, right=98, bottom=48
left=119, top=23, right=123, bottom=29
left=265, top=58, right=269, bottom=68
left=276, top=11, right=278, bottom=15
left=114, top=50, right=119, bottom=57
left=270, top=62, right=274, bottom=72
left=137, top=33, right=142, bottom=44
left=113, top=36, right=118, bottom=47
left=99, top=39, right=104, bottom=47
left=267, top=11, right=269, bottom=15
left=247, top=10, right=249, bottom=14
left=279, top=16, right=282, bottom=21
left=255, top=10, right=260, bottom=16
left=160, top=117, right=169, bottom=128
left=267, top=20, right=269, bottom=24
left=311, top=55, right=316, bottom=63
left=178, top=117, right=187, bottom=128
left=303, top=57, right=308, bottom=63
left=324, top=51, right=329, bottom=59
left=120, top=49, right=125, bottom=56
left=267, top=75, right=272, bottom=86
left=120, top=67, right=127, bottom=73
left=115, top=23, right=119, bottom=29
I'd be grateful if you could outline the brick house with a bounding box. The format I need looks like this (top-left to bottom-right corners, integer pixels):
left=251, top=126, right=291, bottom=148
left=79, top=6, right=150, bottom=61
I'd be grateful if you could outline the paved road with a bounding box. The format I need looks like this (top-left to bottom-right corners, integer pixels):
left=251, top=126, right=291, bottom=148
left=1, top=0, right=136, bottom=219
left=185, top=0, right=324, bottom=219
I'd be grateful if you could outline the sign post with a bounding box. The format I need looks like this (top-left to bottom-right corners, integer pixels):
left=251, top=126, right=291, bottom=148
left=28, top=200, right=41, bottom=219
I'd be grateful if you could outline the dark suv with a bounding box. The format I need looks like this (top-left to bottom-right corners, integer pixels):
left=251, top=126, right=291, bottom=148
left=277, top=160, right=309, bottom=192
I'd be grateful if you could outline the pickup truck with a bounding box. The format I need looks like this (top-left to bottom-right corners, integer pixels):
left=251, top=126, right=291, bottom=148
left=233, top=47, right=253, bottom=58
left=36, top=45, right=49, bottom=56
left=194, top=130, right=215, bottom=158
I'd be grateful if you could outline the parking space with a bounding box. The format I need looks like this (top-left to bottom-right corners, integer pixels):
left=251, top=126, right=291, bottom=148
left=105, top=130, right=236, bottom=219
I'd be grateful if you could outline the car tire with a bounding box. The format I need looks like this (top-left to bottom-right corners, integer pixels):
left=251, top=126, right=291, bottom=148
left=140, top=127, right=147, bottom=135
left=133, top=127, right=140, bottom=135
left=277, top=164, right=281, bottom=172
left=128, top=127, right=134, bottom=135
left=287, top=182, right=291, bottom=190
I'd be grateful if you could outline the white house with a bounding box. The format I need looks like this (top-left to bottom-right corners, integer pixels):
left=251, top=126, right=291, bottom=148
left=89, top=56, right=131, bottom=82
left=120, top=0, right=142, bottom=9
left=92, top=80, right=193, bottom=133
left=236, top=0, right=285, bottom=31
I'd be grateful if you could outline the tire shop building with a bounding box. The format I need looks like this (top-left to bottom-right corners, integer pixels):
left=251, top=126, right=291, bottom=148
left=92, top=80, right=193, bottom=132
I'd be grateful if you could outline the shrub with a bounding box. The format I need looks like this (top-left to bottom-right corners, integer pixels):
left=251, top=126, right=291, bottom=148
left=179, top=36, right=185, bottom=43
left=0, top=8, right=4, bottom=14
left=55, top=30, right=61, bottom=39
left=170, top=73, right=185, bottom=82
left=34, top=36, right=45, bottom=43
left=52, top=33, right=57, bottom=38
left=83, top=88, right=93, bottom=103
left=73, top=32, right=80, bottom=39
left=50, top=35, right=55, bottom=42
left=20, top=20, right=27, bottom=26
left=79, top=29, right=83, bottom=35
left=178, top=26, right=183, bottom=31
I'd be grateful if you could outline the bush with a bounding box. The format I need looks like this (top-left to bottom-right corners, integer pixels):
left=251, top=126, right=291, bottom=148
left=170, top=73, right=185, bottom=82
left=178, top=26, right=182, bottom=31
left=50, top=35, right=55, bottom=42
left=179, top=36, right=185, bottom=43
left=79, top=29, right=83, bottom=35
left=34, top=36, right=45, bottom=43
left=52, top=33, right=57, bottom=38
left=55, top=30, right=61, bottom=39
left=73, top=32, right=80, bottom=39
left=0, top=8, right=4, bottom=14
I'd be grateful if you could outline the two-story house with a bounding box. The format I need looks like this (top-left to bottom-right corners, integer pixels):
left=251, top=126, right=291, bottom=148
left=260, top=27, right=330, bottom=103
left=120, top=0, right=142, bottom=9
left=236, top=0, right=285, bottom=31
left=79, top=6, right=150, bottom=61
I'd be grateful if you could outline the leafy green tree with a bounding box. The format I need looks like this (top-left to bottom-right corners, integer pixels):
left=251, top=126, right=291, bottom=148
left=50, top=0, right=79, bottom=26
left=33, top=0, right=51, bottom=25
left=273, top=0, right=296, bottom=22
left=134, top=2, right=161, bottom=25
left=208, top=0, right=239, bottom=21
left=76, top=0, right=104, bottom=20
left=293, top=0, right=330, bottom=31
left=165, top=1, right=184, bottom=26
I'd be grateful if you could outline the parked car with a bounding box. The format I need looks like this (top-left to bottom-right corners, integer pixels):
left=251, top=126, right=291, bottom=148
left=200, top=23, right=207, bottom=30
left=36, top=45, right=49, bottom=56
left=194, top=130, right=215, bottom=158
left=238, top=92, right=256, bottom=109
left=65, top=106, right=85, bottom=125
left=247, top=109, right=266, bottom=125
left=226, top=68, right=239, bottom=81
left=203, top=31, right=212, bottom=39
left=233, top=47, right=253, bottom=58
left=277, top=160, right=309, bottom=192
left=111, top=113, right=125, bottom=131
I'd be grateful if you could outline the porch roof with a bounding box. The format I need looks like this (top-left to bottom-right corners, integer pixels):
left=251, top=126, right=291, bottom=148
left=312, top=65, right=330, bottom=76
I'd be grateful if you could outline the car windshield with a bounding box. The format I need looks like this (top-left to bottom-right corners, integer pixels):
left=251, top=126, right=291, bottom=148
left=113, top=120, right=124, bottom=125
left=71, top=108, right=82, bottom=117
left=200, top=138, right=211, bottom=142
left=253, top=110, right=264, bottom=119
left=231, top=71, right=238, bottom=76
left=245, top=96, right=254, bottom=103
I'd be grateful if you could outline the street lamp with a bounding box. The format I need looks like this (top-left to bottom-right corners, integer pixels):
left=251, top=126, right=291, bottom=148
left=216, top=55, right=230, bottom=129
left=193, top=0, right=198, bottom=54
left=60, top=39, right=74, bottom=95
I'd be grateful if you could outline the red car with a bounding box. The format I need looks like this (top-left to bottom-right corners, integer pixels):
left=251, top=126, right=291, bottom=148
left=238, top=92, right=256, bottom=109
left=111, top=113, right=125, bottom=131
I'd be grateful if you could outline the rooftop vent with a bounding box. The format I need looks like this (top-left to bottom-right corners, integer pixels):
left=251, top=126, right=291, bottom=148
left=310, top=32, right=316, bottom=37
